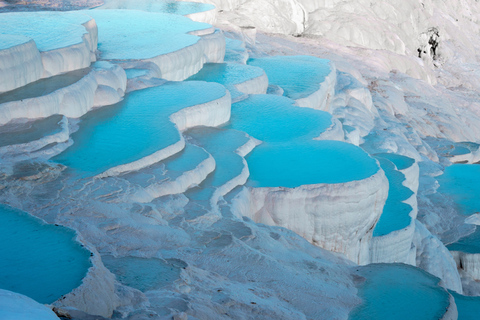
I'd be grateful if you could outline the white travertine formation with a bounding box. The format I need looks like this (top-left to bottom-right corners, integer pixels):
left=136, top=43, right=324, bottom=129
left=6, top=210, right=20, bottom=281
left=139, top=31, right=225, bottom=81
left=234, top=72, right=269, bottom=95
left=236, top=168, right=389, bottom=264
left=451, top=251, right=480, bottom=282
left=99, top=91, right=231, bottom=178
left=414, top=221, right=463, bottom=293
left=41, top=17, right=98, bottom=78
left=0, top=289, right=59, bottom=320
left=296, top=62, right=337, bottom=111
left=132, top=154, right=216, bottom=203
left=0, top=63, right=126, bottom=125
left=369, top=160, right=419, bottom=265
left=52, top=242, right=119, bottom=318
left=0, top=36, right=43, bottom=94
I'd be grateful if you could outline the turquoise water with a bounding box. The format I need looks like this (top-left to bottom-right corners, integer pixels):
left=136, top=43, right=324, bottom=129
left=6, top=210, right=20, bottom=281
left=447, top=228, right=480, bottom=253
left=247, top=55, right=331, bottom=100
left=188, top=63, right=264, bottom=87
left=374, top=153, right=415, bottom=171
left=186, top=127, right=250, bottom=201
left=0, top=34, right=30, bottom=50
left=0, top=204, right=91, bottom=304
left=0, top=12, right=92, bottom=51
left=187, top=63, right=265, bottom=100
left=0, top=115, right=63, bottom=147
left=53, top=81, right=226, bottom=176
left=125, top=68, right=148, bottom=79
left=246, top=140, right=379, bottom=188
left=437, top=164, right=480, bottom=216
left=85, top=10, right=211, bottom=60
left=102, top=255, right=184, bottom=292
left=350, top=263, right=450, bottom=320
left=451, top=290, right=480, bottom=319
left=372, top=157, right=413, bottom=237
left=97, top=1, right=214, bottom=15
left=0, top=68, right=90, bottom=105
left=164, top=143, right=210, bottom=180
left=228, top=94, right=332, bottom=143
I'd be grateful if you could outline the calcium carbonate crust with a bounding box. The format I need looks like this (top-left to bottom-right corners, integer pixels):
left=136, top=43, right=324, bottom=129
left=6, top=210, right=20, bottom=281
left=0, top=63, right=126, bottom=126
left=237, top=167, right=389, bottom=264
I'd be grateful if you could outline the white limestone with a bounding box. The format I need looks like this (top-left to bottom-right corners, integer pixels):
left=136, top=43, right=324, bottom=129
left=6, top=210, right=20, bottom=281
left=414, top=221, right=463, bottom=293
left=0, top=36, right=43, bottom=94
left=131, top=153, right=216, bottom=203
left=234, top=72, right=269, bottom=95
left=0, top=63, right=126, bottom=125
left=0, top=289, right=59, bottom=320
left=52, top=240, right=119, bottom=318
left=41, top=17, right=98, bottom=78
left=295, top=62, right=337, bottom=111
left=236, top=168, right=389, bottom=265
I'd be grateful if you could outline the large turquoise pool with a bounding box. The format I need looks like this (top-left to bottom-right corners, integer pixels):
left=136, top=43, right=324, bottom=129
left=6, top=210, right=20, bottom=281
left=53, top=81, right=226, bottom=176
left=0, top=204, right=91, bottom=304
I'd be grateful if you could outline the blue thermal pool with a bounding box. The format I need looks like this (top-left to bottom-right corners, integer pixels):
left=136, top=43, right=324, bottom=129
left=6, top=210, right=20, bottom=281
left=372, top=157, right=413, bottom=237
left=0, top=204, right=91, bottom=304
left=246, top=140, right=379, bottom=188
left=53, top=81, right=227, bottom=176
left=373, top=153, right=415, bottom=171
left=187, top=62, right=265, bottom=99
left=247, top=55, right=332, bottom=100
left=186, top=127, right=250, bottom=201
left=349, top=263, right=450, bottom=320
left=228, top=94, right=332, bottom=143
left=102, top=255, right=184, bottom=292
left=450, top=290, right=480, bottom=320
left=0, top=12, right=92, bottom=51
left=437, top=164, right=480, bottom=216
left=84, top=10, right=211, bottom=60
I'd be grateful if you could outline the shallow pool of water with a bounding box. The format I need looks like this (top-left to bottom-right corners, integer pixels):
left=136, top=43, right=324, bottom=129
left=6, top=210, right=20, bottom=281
left=372, top=157, right=413, bottom=237
left=350, top=263, right=450, bottom=320
left=53, top=81, right=226, bottom=176
left=228, top=94, right=332, bottom=143
left=247, top=55, right=331, bottom=100
left=246, top=140, right=379, bottom=188
left=85, top=10, right=211, bottom=60
left=0, top=204, right=91, bottom=304
left=437, top=164, right=480, bottom=216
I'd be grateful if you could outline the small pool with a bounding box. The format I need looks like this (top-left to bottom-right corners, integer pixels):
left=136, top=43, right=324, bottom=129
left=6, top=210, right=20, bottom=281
left=373, top=153, right=415, bottom=171
left=85, top=10, right=212, bottom=60
left=186, top=127, right=250, bottom=202
left=102, top=255, right=185, bottom=292
left=372, top=157, right=413, bottom=237
left=350, top=263, right=450, bottom=320
left=53, top=81, right=226, bottom=176
left=450, top=290, right=480, bottom=320
left=246, top=140, right=379, bottom=188
left=247, top=55, right=332, bottom=100
left=437, top=164, right=480, bottom=216
left=228, top=94, right=332, bottom=143
left=0, top=204, right=91, bottom=304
